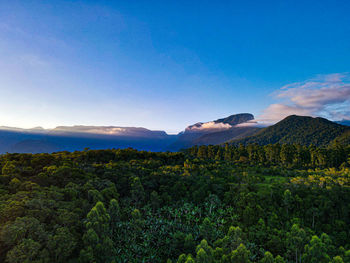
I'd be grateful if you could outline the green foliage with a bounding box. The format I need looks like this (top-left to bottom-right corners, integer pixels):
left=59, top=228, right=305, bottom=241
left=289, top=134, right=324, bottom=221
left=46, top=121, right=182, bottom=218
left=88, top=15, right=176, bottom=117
left=286, top=224, right=307, bottom=263
left=6, top=238, right=41, bottom=263
left=0, top=147, right=349, bottom=262
left=47, top=227, right=76, bottom=263
left=200, top=218, right=216, bottom=243
left=130, top=176, right=145, bottom=206
left=302, top=235, right=331, bottom=263
left=259, top=251, right=274, bottom=263
left=229, top=243, right=251, bottom=263
left=231, top=115, right=350, bottom=146
left=332, top=256, right=344, bottom=263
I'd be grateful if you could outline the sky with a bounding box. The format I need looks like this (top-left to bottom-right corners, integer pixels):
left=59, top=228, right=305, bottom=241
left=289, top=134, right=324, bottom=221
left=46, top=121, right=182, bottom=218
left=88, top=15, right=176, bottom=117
left=0, top=0, right=349, bottom=134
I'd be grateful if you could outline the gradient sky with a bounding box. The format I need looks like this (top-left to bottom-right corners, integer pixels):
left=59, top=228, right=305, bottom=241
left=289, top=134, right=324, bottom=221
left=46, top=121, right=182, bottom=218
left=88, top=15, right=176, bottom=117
left=0, top=0, right=349, bottom=133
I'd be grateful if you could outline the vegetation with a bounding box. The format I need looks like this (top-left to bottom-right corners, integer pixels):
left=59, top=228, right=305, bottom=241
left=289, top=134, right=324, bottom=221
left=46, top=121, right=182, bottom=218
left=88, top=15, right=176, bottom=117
left=332, top=131, right=350, bottom=146
left=231, top=115, right=350, bottom=146
left=0, top=144, right=349, bottom=262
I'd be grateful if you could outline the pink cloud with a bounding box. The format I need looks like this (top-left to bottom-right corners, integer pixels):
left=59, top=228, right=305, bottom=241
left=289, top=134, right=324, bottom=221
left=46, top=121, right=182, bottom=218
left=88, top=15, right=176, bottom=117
left=259, top=73, right=350, bottom=123
left=260, top=104, right=312, bottom=123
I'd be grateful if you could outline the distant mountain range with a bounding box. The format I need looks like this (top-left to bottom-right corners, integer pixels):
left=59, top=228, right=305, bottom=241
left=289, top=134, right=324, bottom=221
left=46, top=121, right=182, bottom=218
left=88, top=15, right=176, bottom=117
left=0, top=114, right=349, bottom=153
left=0, top=126, right=177, bottom=153
left=336, top=120, right=350, bottom=127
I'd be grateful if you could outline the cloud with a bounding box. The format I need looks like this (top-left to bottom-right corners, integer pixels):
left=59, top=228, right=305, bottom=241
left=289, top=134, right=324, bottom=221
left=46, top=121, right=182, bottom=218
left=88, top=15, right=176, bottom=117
left=235, top=120, right=267, bottom=128
left=186, top=121, right=232, bottom=131
left=260, top=73, right=350, bottom=123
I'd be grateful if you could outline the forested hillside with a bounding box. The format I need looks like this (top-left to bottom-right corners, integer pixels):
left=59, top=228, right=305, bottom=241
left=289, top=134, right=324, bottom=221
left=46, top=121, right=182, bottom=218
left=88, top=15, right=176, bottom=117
left=231, top=115, right=350, bottom=146
left=333, top=131, right=350, bottom=146
left=0, top=145, right=350, bottom=262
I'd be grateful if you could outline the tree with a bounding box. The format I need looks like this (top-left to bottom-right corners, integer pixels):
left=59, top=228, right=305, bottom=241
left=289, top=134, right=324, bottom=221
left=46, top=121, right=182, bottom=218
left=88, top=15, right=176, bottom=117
left=331, top=256, right=344, bottom=263
left=6, top=238, right=41, bottom=263
left=88, top=189, right=104, bottom=204
left=131, top=208, right=144, bottom=237
left=0, top=216, right=47, bottom=247
left=224, top=144, right=232, bottom=161
left=214, top=226, right=244, bottom=253
left=2, top=161, right=17, bottom=175
left=198, top=146, right=208, bottom=159
left=302, top=235, right=330, bottom=263
left=343, top=250, right=350, bottom=263
left=80, top=201, right=116, bottom=263
left=200, top=218, right=215, bottom=243
left=108, top=198, right=121, bottom=229
left=283, top=189, right=293, bottom=217
left=130, top=176, right=145, bottom=206
left=286, top=224, right=307, bottom=263
left=195, top=240, right=213, bottom=263
left=280, top=145, right=295, bottom=166
left=9, top=178, right=21, bottom=193
left=184, top=234, right=195, bottom=254
left=274, top=255, right=285, bottom=263
left=228, top=243, right=251, bottom=263
left=47, top=227, right=76, bottom=263
left=260, top=251, right=274, bottom=263
left=196, top=248, right=212, bottom=263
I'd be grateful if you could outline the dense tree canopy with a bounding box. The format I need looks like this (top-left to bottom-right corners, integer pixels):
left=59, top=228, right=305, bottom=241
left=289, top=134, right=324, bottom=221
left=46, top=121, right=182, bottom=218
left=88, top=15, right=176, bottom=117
left=0, top=145, right=349, bottom=262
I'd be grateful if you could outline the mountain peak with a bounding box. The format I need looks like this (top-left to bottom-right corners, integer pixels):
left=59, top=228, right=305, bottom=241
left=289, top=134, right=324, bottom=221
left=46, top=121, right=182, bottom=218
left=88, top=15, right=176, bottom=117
left=231, top=114, right=350, bottom=146
left=185, top=113, right=255, bottom=133
left=214, top=113, right=254, bottom=125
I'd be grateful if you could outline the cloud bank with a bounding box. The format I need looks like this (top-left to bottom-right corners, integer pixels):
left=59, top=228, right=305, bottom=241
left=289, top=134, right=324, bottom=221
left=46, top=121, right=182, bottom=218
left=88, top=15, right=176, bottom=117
left=235, top=120, right=264, bottom=128
left=186, top=121, right=232, bottom=132
left=260, top=73, right=350, bottom=123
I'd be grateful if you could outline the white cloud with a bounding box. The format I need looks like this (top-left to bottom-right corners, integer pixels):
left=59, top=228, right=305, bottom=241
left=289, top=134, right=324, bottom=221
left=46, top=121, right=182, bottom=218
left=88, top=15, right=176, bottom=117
left=259, top=73, right=350, bottom=123
left=186, top=121, right=232, bottom=131
left=235, top=120, right=266, bottom=128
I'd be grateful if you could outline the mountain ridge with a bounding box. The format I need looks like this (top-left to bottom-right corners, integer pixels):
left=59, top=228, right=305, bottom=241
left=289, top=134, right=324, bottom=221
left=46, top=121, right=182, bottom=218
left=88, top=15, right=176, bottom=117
left=230, top=115, right=350, bottom=146
left=0, top=114, right=349, bottom=153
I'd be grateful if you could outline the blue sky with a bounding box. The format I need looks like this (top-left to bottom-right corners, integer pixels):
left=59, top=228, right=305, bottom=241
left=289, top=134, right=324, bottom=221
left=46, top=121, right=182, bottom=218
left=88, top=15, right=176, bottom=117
left=0, top=0, right=349, bottom=133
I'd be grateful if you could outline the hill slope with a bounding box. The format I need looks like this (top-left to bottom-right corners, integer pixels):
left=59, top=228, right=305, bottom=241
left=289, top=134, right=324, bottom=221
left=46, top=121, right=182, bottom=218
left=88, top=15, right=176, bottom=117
left=333, top=130, right=350, bottom=145
left=193, top=126, right=261, bottom=145
left=231, top=115, right=350, bottom=146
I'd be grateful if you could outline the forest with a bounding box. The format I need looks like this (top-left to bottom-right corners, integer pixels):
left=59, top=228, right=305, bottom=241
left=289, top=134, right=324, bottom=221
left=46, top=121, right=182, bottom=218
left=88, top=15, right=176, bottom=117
left=0, top=143, right=350, bottom=262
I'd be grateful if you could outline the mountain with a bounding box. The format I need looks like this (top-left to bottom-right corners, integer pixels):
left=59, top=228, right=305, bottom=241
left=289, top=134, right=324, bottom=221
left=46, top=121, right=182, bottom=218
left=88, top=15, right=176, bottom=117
left=169, top=113, right=259, bottom=150
left=336, top=120, right=350, bottom=126
left=0, top=114, right=261, bottom=153
left=231, top=115, right=350, bottom=146
left=192, top=126, right=261, bottom=146
left=0, top=126, right=177, bottom=153
left=9, top=139, right=59, bottom=153
left=49, top=126, right=168, bottom=138
left=185, top=113, right=254, bottom=133
left=2, top=114, right=348, bottom=154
